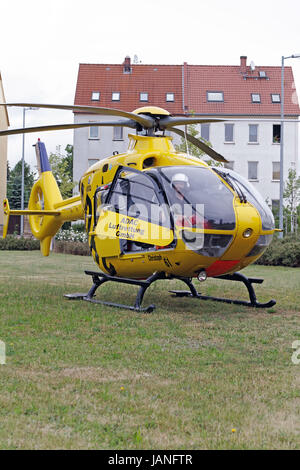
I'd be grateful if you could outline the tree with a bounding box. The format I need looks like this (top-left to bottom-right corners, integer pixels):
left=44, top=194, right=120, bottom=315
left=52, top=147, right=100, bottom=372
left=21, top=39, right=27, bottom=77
left=174, top=122, right=223, bottom=167
left=49, top=145, right=76, bottom=199
left=6, top=160, right=35, bottom=209
left=64, top=144, right=74, bottom=178
left=7, top=161, right=11, bottom=181
left=283, top=168, right=300, bottom=233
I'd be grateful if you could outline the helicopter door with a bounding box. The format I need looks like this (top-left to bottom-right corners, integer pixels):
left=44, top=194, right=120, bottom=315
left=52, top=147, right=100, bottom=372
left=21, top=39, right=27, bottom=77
left=95, top=166, right=173, bottom=256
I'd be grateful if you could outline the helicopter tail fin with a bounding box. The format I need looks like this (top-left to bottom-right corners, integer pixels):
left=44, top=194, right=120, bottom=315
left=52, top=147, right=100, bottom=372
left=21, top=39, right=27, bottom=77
left=3, top=141, right=84, bottom=256
left=26, top=141, right=64, bottom=255
left=28, top=141, right=84, bottom=255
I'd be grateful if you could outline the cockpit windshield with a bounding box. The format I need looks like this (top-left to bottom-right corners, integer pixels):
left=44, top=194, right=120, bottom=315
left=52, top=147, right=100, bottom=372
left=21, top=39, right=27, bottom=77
left=154, top=166, right=236, bottom=230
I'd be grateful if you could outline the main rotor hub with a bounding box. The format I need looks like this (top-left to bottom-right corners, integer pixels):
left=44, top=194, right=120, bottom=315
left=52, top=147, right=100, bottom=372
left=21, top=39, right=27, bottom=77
left=133, top=106, right=171, bottom=133
left=133, top=106, right=170, bottom=117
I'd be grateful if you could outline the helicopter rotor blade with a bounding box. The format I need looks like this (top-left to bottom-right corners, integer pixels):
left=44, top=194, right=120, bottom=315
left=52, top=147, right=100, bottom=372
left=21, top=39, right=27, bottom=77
left=0, top=103, right=155, bottom=128
left=0, top=119, right=138, bottom=137
left=159, top=116, right=225, bottom=129
left=169, top=126, right=228, bottom=163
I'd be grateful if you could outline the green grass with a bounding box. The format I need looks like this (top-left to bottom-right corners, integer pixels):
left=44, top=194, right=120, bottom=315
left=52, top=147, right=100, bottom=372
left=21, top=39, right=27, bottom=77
left=0, top=251, right=299, bottom=449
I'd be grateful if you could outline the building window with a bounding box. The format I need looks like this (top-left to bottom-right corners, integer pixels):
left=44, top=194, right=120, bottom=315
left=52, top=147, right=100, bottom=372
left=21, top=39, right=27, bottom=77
left=140, top=92, right=148, bottom=102
left=207, top=91, right=224, bottom=102
left=271, top=94, right=281, bottom=103
left=224, top=161, right=234, bottom=170
left=249, top=124, right=258, bottom=143
left=272, top=199, right=279, bottom=213
left=259, top=71, right=266, bottom=78
left=201, top=124, right=210, bottom=142
left=251, top=93, right=261, bottom=103
left=113, top=126, right=123, bottom=141
left=166, top=93, right=174, bottom=102
left=273, top=124, right=281, bottom=143
left=272, top=162, right=280, bottom=180
left=89, top=125, right=99, bottom=139
left=91, top=91, right=100, bottom=101
left=248, top=161, right=258, bottom=180
left=112, top=92, right=120, bottom=101
left=88, top=159, right=99, bottom=167
left=224, top=123, right=234, bottom=142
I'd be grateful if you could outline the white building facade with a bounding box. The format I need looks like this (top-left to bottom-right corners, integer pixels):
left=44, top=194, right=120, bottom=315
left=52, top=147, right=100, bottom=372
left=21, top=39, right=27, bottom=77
left=73, top=56, right=299, bottom=213
left=198, top=118, right=298, bottom=210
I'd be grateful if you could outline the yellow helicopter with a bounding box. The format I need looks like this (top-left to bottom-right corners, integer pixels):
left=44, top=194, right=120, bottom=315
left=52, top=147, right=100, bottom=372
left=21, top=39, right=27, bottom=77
left=1, top=103, right=276, bottom=312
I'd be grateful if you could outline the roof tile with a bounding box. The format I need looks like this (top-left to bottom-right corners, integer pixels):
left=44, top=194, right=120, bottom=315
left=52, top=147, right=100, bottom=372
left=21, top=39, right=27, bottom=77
left=74, top=59, right=300, bottom=116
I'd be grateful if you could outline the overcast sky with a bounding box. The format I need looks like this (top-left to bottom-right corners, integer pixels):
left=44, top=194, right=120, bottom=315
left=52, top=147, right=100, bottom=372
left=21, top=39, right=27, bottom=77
left=1, top=0, right=300, bottom=170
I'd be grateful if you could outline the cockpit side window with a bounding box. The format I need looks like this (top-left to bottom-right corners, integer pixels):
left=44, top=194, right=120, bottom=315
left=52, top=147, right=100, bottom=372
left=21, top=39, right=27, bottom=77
left=106, top=170, right=171, bottom=228
left=94, top=184, right=111, bottom=227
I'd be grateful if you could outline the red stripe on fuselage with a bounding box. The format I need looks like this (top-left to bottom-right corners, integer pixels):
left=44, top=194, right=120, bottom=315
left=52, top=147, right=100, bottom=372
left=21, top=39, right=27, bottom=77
left=206, top=260, right=240, bottom=277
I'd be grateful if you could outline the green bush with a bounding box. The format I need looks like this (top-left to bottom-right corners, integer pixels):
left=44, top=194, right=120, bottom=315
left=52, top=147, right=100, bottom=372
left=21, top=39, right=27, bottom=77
left=0, top=235, right=40, bottom=251
left=2, top=232, right=298, bottom=265
left=53, top=240, right=90, bottom=256
left=256, top=234, right=300, bottom=267
left=71, top=223, right=86, bottom=233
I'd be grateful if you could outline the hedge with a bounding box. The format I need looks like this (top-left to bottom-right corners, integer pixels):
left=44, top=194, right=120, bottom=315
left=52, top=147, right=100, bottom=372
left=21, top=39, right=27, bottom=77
left=0, top=236, right=40, bottom=251
left=255, top=235, right=300, bottom=267
left=2, top=233, right=300, bottom=266
left=0, top=235, right=90, bottom=256
left=53, top=240, right=90, bottom=256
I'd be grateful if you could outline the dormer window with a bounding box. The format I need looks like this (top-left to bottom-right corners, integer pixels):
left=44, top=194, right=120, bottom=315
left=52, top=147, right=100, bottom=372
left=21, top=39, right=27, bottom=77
left=91, top=91, right=100, bottom=101
left=112, top=92, right=120, bottom=101
left=166, top=93, right=174, bottom=102
left=251, top=93, right=261, bottom=103
left=271, top=94, right=281, bottom=103
left=140, top=92, right=148, bottom=102
left=259, top=71, right=266, bottom=78
left=207, top=91, right=224, bottom=102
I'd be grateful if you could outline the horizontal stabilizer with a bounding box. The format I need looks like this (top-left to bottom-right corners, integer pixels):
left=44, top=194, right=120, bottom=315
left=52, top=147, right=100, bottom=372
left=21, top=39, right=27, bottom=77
left=2, top=198, right=60, bottom=238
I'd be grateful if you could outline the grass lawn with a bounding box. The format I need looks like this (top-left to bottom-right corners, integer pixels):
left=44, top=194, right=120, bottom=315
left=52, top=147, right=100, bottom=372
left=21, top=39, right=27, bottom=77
left=0, top=250, right=299, bottom=449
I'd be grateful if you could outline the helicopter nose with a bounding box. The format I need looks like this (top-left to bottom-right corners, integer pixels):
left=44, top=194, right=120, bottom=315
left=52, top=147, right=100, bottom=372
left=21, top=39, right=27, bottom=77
left=220, top=202, right=261, bottom=262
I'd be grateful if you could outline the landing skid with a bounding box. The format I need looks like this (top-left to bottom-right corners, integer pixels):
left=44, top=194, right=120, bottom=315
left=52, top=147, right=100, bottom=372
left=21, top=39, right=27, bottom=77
left=64, top=271, right=165, bottom=313
left=64, top=270, right=276, bottom=312
left=170, top=272, right=276, bottom=309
